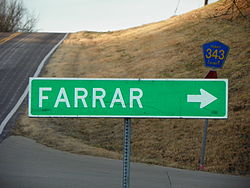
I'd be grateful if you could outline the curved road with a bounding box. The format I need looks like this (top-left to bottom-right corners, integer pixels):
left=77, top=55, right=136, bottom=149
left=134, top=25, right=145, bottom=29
left=0, top=32, right=67, bottom=137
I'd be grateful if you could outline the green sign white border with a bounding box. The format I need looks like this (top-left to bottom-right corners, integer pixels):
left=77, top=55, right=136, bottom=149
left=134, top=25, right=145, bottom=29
left=29, top=78, right=228, bottom=119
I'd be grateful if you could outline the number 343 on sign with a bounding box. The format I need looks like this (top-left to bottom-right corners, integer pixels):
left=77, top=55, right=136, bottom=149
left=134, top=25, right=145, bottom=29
left=205, top=48, right=225, bottom=60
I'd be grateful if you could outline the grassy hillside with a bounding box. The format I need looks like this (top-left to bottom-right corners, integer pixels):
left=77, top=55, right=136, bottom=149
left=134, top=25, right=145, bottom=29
left=14, top=0, right=250, bottom=175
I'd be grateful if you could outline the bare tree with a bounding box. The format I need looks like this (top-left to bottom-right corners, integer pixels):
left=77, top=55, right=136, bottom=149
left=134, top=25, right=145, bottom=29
left=0, top=0, right=37, bottom=32
left=210, top=0, right=247, bottom=20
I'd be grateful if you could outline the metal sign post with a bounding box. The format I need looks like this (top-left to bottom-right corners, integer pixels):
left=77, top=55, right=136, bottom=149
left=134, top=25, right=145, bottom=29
left=199, top=69, right=218, bottom=170
left=123, top=118, right=131, bottom=188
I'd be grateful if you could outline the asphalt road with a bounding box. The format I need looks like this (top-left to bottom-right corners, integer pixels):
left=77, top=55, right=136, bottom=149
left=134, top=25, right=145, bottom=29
left=0, top=136, right=249, bottom=188
left=0, top=32, right=67, bottom=137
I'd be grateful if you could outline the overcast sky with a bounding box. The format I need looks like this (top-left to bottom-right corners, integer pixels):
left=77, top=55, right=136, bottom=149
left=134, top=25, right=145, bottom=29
left=23, top=0, right=219, bottom=33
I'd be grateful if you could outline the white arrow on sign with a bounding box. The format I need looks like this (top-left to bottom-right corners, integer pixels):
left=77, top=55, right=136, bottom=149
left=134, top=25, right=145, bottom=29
left=187, top=89, right=217, bottom=109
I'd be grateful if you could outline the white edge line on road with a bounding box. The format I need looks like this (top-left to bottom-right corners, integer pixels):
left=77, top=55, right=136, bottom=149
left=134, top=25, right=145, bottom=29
left=0, top=33, right=69, bottom=135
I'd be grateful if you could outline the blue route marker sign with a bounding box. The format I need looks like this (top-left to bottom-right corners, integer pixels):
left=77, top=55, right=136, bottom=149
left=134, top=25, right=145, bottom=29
left=202, top=41, right=230, bottom=69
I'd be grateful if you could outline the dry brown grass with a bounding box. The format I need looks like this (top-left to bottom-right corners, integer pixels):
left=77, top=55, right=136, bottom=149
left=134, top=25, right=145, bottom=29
left=13, top=0, right=250, bottom=175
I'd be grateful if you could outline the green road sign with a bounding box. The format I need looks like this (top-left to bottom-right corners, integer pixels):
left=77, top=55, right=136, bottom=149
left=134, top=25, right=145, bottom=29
left=29, top=78, right=228, bottom=119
